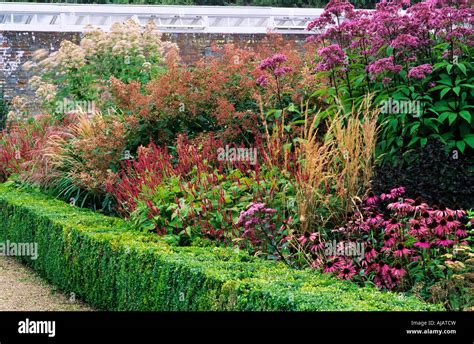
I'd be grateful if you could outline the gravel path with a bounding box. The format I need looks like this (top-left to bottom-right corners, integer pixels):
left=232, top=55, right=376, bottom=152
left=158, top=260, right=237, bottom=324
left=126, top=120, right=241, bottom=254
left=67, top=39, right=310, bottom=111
left=0, top=256, right=93, bottom=311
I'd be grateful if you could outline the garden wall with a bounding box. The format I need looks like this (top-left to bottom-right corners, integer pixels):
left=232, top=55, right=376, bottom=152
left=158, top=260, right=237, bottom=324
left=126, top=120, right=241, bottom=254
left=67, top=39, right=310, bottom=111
left=0, top=31, right=309, bottom=101
left=0, top=183, right=442, bottom=311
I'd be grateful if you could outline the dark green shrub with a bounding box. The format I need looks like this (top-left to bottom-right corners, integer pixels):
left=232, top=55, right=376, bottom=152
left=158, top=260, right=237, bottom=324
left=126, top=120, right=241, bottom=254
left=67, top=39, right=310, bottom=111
left=0, top=183, right=441, bottom=311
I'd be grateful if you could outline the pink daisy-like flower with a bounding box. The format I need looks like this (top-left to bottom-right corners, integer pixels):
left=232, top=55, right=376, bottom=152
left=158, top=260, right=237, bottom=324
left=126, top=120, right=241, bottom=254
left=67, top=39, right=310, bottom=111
left=388, top=200, right=413, bottom=213
left=408, top=221, right=429, bottom=236
left=366, top=191, right=379, bottom=206
left=338, top=261, right=356, bottom=280
left=381, top=192, right=395, bottom=201
left=420, top=211, right=434, bottom=225
left=383, top=234, right=396, bottom=248
left=391, top=263, right=407, bottom=278
left=323, top=260, right=338, bottom=273
left=431, top=205, right=450, bottom=219
left=445, top=215, right=460, bottom=229
left=384, top=218, right=401, bottom=233
left=411, top=197, right=429, bottom=212
left=310, top=239, right=326, bottom=252
left=455, top=225, right=468, bottom=238
left=366, top=212, right=383, bottom=227
left=434, top=218, right=451, bottom=236
left=364, top=245, right=377, bottom=262
left=375, top=261, right=390, bottom=276
left=394, top=243, right=412, bottom=257
left=450, top=205, right=466, bottom=219
left=297, top=231, right=317, bottom=245
left=413, top=237, right=430, bottom=249
left=436, top=236, right=455, bottom=247
left=390, top=186, right=406, bottom=197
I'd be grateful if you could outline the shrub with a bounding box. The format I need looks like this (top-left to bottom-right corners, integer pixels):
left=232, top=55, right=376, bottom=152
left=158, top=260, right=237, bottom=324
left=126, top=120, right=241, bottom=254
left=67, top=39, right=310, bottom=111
left=307, top=0, right=474, bottom=163
left=372, top=139, right=474, bottom=209
left=0, top=116, right=56, bottom=182
left=110, top=37, right=317, bottom=148
left=284, top=186, right=473, bottom=310
left=23, top=20, right=178, bottom=115
left=106, top=136, right=298, bottom=246
left=0, top=183, right=441, bottom=311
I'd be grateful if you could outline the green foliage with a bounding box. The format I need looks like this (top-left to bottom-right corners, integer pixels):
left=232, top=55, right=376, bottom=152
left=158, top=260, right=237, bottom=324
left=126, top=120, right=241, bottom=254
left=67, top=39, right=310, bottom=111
left=0, top=183, right=441, bottom=311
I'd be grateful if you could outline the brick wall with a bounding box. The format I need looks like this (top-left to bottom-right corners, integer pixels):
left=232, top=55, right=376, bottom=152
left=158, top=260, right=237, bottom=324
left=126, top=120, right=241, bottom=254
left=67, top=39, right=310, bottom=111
left=0, top=31, right=309, bottom=101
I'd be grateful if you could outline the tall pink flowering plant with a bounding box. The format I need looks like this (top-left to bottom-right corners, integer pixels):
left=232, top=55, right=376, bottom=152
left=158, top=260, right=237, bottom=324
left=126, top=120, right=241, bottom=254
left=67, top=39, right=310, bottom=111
left=307, top=0, right=474, bottom=162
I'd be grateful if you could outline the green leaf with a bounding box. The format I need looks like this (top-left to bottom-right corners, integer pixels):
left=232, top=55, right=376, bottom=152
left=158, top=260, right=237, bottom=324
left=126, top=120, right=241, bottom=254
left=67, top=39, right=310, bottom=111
left=459, top=110, right=472, bottom=123
left=463, top=134, right=474, bottom=149
left=456, top=63, right=467, bottom=76
left=448, top=112, right=457, bottom=125
left=453, top=86, right=461, bottom=96
left=440, top=88, right=450, bottom=99
left=456, top=140, right=466, bottom=153
left=447, top=64, right=453, bottom=74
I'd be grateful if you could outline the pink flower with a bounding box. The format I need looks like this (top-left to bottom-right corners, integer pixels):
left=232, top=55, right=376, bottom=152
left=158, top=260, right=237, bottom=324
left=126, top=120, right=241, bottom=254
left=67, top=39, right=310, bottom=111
left=367, top=56, right=402, bottom=76
left=391, top=34, right=421, bottom=49
left=391, top=263, right=407, bottom=278
left=409, top=222, right=429, bottom=236
left=323, top=259, right=338, bottom=273
left=338, top=261, right=357, bottom=280
left=445, top=215, right=460, bottom=229
left=375, top=261, right=390, bottom=276
left=384, top=218, right=401, bottom=233
left=297, top=231, right=317, bottom=245
left=408, top=64, right=433, bottom=79
left=274, top=66, right=293, bottom=77
left=365, top=191, right=379, bottom=205
left=383, top=234, right=396, bottom=248
left=258, top=53, right=287, bottom=71
left=434, top=218, right=451, bottom=236
left=394, top=243, right=412, bottom=257
left=256, top=75, right=268, bottom=87
left=364, top=245, right=377, bottom=262
left=431, top=205, right=450, bottom=219
left=455, top=225, right=468, bottom=238
left=310, top=239, right=326, bottom=252
left=315, top=44, right=347, bottom=72
left=436, top=236, right=455, bottom=247
left=413, top=238, right=430, bottom=249
left=365, top=211, right=383, bottom=227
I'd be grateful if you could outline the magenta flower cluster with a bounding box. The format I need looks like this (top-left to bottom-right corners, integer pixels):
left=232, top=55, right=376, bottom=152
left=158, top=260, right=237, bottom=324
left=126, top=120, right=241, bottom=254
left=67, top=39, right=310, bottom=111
left=315, top=44, right=347, bottom=72
left=237, top=202, right=285, bottom=253
left=258, top=53, right=288, bottom=71
left=307, top=0, right=474, bottom=87
left=407, top=64, right=433, bottom=79
left=327, top=187, right=470, bottom=290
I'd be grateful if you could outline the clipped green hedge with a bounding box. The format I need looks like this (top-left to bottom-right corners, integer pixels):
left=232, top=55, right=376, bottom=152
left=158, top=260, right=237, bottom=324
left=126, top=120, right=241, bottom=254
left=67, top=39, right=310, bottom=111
left=0, top=183, right=442, bottom=311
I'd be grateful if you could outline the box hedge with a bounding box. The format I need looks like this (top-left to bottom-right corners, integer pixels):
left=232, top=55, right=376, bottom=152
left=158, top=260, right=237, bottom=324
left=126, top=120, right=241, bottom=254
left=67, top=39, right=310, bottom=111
left=0, top=183, right=442, bottom=311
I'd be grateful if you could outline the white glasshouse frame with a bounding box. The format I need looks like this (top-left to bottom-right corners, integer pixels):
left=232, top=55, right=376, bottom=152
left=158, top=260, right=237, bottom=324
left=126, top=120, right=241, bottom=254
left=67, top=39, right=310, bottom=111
left=0, top=3, right=323, bottom=34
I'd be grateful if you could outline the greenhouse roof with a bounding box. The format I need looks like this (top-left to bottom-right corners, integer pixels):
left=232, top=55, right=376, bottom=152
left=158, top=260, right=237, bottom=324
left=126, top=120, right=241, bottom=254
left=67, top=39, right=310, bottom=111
left=0, top=3, right=322, bottom=34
